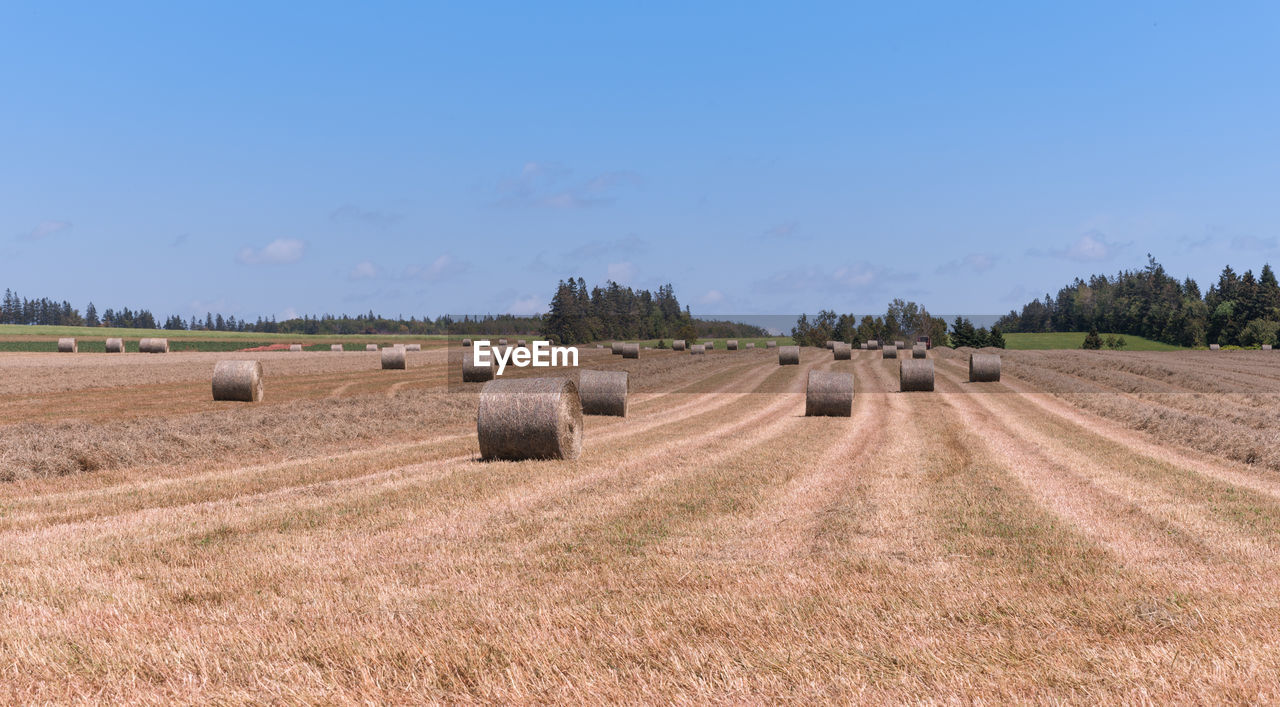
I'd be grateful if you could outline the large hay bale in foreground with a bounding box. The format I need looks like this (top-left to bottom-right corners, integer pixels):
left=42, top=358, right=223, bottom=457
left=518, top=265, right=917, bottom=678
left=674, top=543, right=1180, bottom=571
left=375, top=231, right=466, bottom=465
left=833, top=342, right=851, bottom=360
left=767, top=341, right=777, bottom=348
left=477, top=377, right=582, bottom=461
left=462, top=338, right=472, bottom=347
left=882, top=345, right=898, bottom=359
left=1209, top=344, right=1221, bottom=351
left=969, top=353, right=1001, bottom=382
left=105, top=338, right=124, bottom=353
left=212, top=360, right=264, bottom=402
left=58, top=338, right=77, bottom=353
left=289, top=344, right=303, bottom=352
left=727, top=339, right=738, bottom=350
left=779, top=345, right=800, bottom=365
left=579, top=369, right=628, bottom=417
left=611, top=342, right=623, bottom=355
left=806, top=370, right=853, bottom=417
left=622, top=343, right=640, bottom=359
left=381, top=347, right=406, bottom=369
left=672, top=339, right=686, bottom=351
left=462, top=352, right=495, bottom=382
left=331, top=344, right=344, bottom=352
left=900, top=359, right=934, bottom=392
left=912, top=344, right=926, bottom=359
left=366, top=344, right=379, bottom=351
left=690, top=344, right=706, bottom=355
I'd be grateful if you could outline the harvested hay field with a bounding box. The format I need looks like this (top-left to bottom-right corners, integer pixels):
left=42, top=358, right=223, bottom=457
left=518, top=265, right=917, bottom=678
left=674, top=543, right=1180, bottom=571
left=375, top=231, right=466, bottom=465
left=2, top=347, right=1280, bottom=701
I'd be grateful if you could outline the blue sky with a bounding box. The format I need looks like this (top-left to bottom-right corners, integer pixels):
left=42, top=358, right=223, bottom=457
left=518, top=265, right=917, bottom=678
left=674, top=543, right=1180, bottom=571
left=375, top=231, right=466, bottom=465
left=2, top=2, right=1278, bottom=321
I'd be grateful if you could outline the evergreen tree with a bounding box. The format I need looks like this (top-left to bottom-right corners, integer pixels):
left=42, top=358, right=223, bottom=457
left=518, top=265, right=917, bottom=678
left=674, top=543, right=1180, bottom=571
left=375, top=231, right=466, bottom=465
left=1082, top=327, right=1103, bottom=349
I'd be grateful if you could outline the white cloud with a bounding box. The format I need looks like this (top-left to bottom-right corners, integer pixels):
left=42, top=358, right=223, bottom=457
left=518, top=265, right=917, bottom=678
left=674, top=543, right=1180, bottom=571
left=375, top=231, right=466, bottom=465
left=348, top=261, right=379, bottom=280
left=21, top=220, right=72, bottom=241
left=1030, top=231, right=1128, bottom=263
left=936, top=253, right=997, bottom=275
left=699, top=289, right=725, bottom=305
left=235, top=238, right=306, bottom=265
left=506, top=296, right=544, bottom=315
left=606, top=261, right=636, bottom=284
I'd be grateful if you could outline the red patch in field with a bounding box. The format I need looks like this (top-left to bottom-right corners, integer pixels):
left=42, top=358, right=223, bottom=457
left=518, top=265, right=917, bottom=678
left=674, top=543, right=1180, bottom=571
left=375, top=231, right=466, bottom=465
left=239, top=343, right=295, bottom=352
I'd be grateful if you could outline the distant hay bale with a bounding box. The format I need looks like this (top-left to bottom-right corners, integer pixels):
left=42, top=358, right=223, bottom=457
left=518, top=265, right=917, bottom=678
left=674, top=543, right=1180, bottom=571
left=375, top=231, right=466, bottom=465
left=57, top=338, right=77, bottom=353
left=868, top=339, right=880, bottom=350
left=900, top=359, right=935, bottom=392
left=381, top=347, right=406, bottom=369
left=105, top=338, right=124, bottom=353
left=462, top=338, right=472, bottom=347
left=517, top=339, right=527, bottom=347
left=690, top=344, right=706, bottom=355
left=767, top=341, right=777, bottom=348
left=672, top=339, right=686, bottom=351
left=330, top=344, right=344, bottom=352
left=1209, top=344, right=1221, bottom=351
left=139, top=337, right=151, bottom=352
left=212, top=360, right=264, bottom=402
left=477, top=377, right=582, bottom=461
left=644, top=346, right=652, bottom=350
left=882, top=345, right=897, bottom=359
left=825, top=340, right=835, bottom=350
left=779, top=345, right=800, bottom=365
left=806, top=370, right=853, bottom=417
left=499, top=338, right=508, bottom=346
left=704, top=341, right=714, bottom=350
left=969, top=353, right=1001, bottom=382
left=622, top=343, right=640, bottom=359
left=894, top=340, right=905, bottom=349
left=596, top=344, right=604, bottom=348
left=727, top=339, right=738, bottom=350
left=289, top=344, right=303, bottom=352
left=1264, top=344, right=1274, bottom=351
left=611, top=342, right=623, bottom=355
left=579, top=369, right=628, bottom=416
left=860, top=343, right=868, bottom=350
left=745, top=342, right=755, bottom=349
left=462, top=352, right=495, bottom=382
left=140, top=338, right=169, bottom=353
left=406, top=343, right=421, bottom=351
left=366, top=344, right=379, bottom=351
left=912, top=344, right=926, bottom=359
left=833, top=342, right=851, bottom=360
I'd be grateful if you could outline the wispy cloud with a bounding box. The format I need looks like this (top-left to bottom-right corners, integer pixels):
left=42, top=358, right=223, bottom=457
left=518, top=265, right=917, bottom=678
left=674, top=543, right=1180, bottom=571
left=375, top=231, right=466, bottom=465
left=1029, top=231, right=1128, bottom=262
left=235, top=238, right=306, bottom=265
left=403, top=254, right=467, bottom=282
left=348, top=260, right=379, bottom=280
left=492, top=162, right=641, bottom=210
left=19, top=220, right=72, bottom=241
left=699, top=289, right=725, bottom=305
left=330, top=204, right=404, bottom=228
left=936, top=253, right=998, bottom=275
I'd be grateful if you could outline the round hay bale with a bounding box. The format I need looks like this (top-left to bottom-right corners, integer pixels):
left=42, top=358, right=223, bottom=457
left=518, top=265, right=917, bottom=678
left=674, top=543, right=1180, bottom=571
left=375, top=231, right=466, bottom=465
left=745, top=342, right=755, bottom=349
left=778, top=345, right=800, bottom=365
left=824, top=340, right=835, bottom=350
left=57, top=338, right=77, bottom=353
left=366, top=344, right=379, bottom=351
left=894, top=340, right=905, bottom=349
left=212, top=360, right=264, bottom=402
left=900, top=359, right=935, bottom=392
left=690, top=344, right=706, bottom=355
left=767, top=341, right=777, bottom=348
left=643, top=346, right=652, bottom=350
left=969, top=353, right=1001, bottom=382
left=289, top=344, right=303, bottom=352
left=1264, top=344, right=1274, bottom=351
left=517, top=339, right=527, bottom=347
left=882, top=345, right=898, bottom=359
left=622, top=343, right=640, bottom=359
left=860, top=343, right=868, bottom=350
left=381, top=347, right=406, bottom=369
left=833, top=342, right=851, bottom=360
left=912, top=344, right=926, bottom=359
left=462, top=352, right=495, bottom=382
left=611, top=342, right=623, bottom=355
left=1209, top=344, right=1221, bottom=351
left=477, top=377, right=582, bottom=461
left=462, top=338, right=472, bottom=347
left=105, top=337, right=124, bottom=353
left=672, top=339, right=686, bottom=351
left=579, top=369, right=628, bottom=416
left=148, top=338, right=169, bottom=353
left=868, top=339, right=880, bottom=350
left=498, top=338, right=508, bottom=346
left=596, top=344, right=604, bottom=348
left=406, top=343, right=421, bottom=351
left=727, top=339, right=738, bottom=350
left=806, top=370, right=853, bottom=417
left=330, top=344, right=344, bottom=352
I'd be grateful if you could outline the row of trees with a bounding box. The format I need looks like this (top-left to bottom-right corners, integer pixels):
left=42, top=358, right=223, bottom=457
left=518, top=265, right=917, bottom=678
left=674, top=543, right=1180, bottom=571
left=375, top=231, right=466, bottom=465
left=996, top=256, right=1280, bottom=347
left=791, top=300, right=954, bottom=348
left=541, top=279, right=765, bottom=344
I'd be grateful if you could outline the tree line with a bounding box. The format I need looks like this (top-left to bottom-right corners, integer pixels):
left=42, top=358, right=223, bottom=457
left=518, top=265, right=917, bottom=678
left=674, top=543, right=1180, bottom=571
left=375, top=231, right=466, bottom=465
left=791, top=300, right=966, bottom=348
left=996, top=256, right=1280, bottom=347
left=541, top=279, right=766, bottom=344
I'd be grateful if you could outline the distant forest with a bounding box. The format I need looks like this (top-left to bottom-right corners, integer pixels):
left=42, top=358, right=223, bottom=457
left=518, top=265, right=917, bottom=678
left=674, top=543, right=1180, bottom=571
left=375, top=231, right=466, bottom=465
left=790, top=300, right=960, bottom=348
left=997, top=256, right=1280, bottom=347
left=541, top=279, right=767, bottom=344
